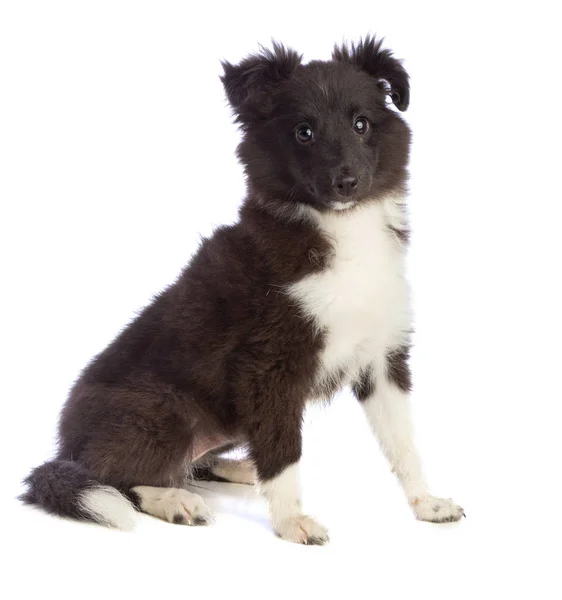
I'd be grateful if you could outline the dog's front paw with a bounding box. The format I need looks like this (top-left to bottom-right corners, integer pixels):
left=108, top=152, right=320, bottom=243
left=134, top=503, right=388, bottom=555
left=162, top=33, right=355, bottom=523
left=274, top=515, right=330, bottom=545
left=410, top=495, right=465, bottom=523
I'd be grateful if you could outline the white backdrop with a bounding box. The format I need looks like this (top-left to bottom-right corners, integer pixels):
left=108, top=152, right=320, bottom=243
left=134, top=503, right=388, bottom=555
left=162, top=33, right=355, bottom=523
left=1, top=1, right=561, bottom=598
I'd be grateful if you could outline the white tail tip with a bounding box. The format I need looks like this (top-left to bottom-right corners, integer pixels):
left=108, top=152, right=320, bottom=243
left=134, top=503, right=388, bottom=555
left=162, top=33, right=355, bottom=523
left=78, top=486, right=137, bottom=531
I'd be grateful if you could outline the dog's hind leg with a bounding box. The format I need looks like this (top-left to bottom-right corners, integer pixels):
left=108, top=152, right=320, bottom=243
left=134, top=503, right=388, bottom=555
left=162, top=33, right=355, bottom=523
left=128, top=486, right=214, bottom=526
left=192, top=455, right=257, bottom=485
left=209, top=458, right=257, bottom=485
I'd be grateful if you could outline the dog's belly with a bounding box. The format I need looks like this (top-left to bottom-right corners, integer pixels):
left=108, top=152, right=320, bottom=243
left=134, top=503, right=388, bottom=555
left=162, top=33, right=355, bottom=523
left=289, top=200, right=412, bottom=393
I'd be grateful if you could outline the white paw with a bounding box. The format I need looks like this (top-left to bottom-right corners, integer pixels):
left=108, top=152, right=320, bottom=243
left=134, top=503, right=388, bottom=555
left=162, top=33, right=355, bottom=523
left=410, top=495, right=465, bottom=523
left=132, top=486, right=215, bottom=526
left=274, top=515, right=330, bottom=545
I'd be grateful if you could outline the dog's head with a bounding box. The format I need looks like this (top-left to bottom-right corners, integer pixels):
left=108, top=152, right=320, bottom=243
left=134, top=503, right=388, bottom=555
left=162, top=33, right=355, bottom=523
left=221, top=36, right=411, bottom=214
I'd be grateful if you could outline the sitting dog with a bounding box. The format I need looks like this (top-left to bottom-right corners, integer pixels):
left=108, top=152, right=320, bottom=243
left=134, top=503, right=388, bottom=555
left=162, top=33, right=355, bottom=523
left=22, top=36, right=464, bottom=544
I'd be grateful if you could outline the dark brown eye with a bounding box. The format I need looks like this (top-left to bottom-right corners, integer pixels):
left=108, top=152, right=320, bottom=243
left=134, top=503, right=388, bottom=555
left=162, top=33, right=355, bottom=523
left=353, top=117, right=369, bottom=135
left=295, top=124, right=314, bottom=143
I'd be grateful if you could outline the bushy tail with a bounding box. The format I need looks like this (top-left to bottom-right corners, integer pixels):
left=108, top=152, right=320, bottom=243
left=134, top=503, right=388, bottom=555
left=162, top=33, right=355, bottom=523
left=21, top=459, right=137, bottom=531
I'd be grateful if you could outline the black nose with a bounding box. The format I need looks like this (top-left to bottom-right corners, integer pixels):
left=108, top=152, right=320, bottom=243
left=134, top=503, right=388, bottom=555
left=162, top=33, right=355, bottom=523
left=333, top=175, right=358, bottom=197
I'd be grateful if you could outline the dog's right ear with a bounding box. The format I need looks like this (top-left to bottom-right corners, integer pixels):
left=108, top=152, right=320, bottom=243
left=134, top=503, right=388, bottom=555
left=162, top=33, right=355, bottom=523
left=221, top=42, right=302, bottom=119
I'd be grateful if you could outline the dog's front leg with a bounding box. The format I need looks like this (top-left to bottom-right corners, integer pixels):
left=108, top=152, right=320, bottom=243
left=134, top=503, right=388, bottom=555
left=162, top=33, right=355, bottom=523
left=353, top=348, right=465, bottom=522
left=249, top=404, right=329, bottom=545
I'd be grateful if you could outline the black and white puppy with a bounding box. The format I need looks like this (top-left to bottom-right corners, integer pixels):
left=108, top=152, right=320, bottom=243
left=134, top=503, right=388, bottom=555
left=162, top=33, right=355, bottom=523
left=22, top=37, right=464, bottom=544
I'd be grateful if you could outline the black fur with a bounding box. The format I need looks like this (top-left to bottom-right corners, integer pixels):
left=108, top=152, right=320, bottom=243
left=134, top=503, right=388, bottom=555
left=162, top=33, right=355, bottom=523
left=332, top=35, right=410, bottom=111
left=351, top=366, right=376, bottom=402
left=386, top=346, right=413, bottom=392
left=228, top=40, right=410, bottom=216
left=22, top=36, right=411, bottom=527
left=21, top=460, right=96, bottom=521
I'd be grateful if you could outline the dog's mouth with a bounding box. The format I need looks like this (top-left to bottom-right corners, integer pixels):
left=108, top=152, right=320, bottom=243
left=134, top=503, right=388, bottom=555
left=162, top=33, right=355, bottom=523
left=304, top=183, right=361, bottom=212
left=330, top=200, right=358, bottom=211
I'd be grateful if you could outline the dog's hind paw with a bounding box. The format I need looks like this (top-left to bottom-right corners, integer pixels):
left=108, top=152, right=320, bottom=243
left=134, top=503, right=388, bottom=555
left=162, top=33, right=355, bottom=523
left=131, top=486, right=215, bottom=526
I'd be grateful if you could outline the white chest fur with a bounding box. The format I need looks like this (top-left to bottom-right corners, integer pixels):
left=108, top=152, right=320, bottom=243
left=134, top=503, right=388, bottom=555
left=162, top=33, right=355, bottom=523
left=289, top=196, right=412, bottom=388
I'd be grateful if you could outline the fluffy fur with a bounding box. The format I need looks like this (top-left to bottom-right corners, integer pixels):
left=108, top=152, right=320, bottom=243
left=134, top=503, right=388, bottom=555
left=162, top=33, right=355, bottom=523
left=21, top=36, right=463, bottom=543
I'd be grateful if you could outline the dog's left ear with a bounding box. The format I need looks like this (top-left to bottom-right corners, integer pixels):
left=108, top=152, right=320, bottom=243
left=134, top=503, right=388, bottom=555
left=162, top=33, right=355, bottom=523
left=333, top=36, right=410, bottom=111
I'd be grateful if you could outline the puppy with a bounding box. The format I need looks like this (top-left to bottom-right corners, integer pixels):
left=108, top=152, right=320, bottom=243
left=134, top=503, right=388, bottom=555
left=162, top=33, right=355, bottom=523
left=22, top=36, right=464, bottom=544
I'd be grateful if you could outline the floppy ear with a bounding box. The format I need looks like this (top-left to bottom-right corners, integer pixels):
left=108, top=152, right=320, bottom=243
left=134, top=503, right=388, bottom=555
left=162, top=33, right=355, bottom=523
left=333, top=36, right=410, bottom=111
left=221, top=42, right=302, bottom=118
